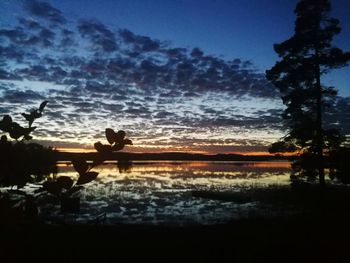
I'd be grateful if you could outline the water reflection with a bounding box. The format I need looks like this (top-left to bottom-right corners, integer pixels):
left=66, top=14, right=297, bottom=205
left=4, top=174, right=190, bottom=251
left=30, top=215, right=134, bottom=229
left=42, top=161, right=291, bottom=225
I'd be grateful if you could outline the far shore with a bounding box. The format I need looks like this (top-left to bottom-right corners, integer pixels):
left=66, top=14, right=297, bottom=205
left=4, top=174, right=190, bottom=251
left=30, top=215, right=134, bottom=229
left=55, top=151, right=295, bottom=162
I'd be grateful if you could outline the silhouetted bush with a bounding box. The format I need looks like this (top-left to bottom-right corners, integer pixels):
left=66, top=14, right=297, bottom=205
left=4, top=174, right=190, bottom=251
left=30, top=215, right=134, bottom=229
left=0, top=101, right=57, bottom=188
left=38, top=128, right=133, bottom=212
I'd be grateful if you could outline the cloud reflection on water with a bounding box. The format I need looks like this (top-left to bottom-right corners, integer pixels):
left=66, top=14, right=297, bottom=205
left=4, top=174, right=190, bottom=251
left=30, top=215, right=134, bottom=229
left=44, top=161, right=291, bottom=225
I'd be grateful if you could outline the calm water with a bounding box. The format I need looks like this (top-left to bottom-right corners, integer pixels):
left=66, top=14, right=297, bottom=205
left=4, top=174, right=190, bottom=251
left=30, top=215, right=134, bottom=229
left=36, top=161, right=291, bottom=225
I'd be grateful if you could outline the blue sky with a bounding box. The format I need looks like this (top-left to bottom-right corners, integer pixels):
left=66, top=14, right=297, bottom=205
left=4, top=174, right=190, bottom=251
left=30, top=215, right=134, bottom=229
left=0, top=0, right=349, bottom=153
left=52, top=0, right=350, bottom=93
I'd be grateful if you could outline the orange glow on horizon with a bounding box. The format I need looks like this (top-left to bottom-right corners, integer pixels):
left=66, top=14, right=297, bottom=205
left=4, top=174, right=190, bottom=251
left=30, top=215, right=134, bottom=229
left=56, top=147, right=96, bottom=153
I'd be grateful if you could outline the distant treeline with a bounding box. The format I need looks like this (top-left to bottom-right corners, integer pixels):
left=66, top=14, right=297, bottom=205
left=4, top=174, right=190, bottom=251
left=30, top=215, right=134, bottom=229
left=56, top=152, right=294, bottom=162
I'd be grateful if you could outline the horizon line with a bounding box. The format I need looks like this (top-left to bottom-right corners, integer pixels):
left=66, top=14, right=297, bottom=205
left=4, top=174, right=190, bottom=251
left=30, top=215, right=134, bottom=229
left=55, top=147, right=297, bottom=156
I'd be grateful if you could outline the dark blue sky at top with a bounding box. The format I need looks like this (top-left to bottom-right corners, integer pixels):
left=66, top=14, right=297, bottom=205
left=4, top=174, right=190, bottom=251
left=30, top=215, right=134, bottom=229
left=0, top=0, right=349, bottom=153
left=52, top=0, right=350, bottom=93
left=2, top=0, right=348, bottom=94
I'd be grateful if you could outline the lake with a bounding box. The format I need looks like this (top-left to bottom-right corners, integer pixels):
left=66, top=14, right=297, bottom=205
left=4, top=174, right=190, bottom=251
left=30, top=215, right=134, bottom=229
left=35, top=161, right=292, bottom=225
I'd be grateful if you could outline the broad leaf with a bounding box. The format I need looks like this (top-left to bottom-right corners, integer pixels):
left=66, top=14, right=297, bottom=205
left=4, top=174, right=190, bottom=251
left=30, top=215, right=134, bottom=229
left=105, top=128, right=116, bottom=144
left=43, top=181, right=63, bottom=196
left=105, top=128, right=126, bottom=144
left=72, top=159, right=89, bottom=175
left=123, top=138, right=133, bottom=145
left=76, top=171, right=99, bottom=185
left=39, top=101, right=48, bottom=112
left=115, top=130, right=126, bottom=143
left=94, top=142, right=112, bottom=154
left=57, top=176, right=74, bottom=189
left=0, top=115, right=13, bottom=132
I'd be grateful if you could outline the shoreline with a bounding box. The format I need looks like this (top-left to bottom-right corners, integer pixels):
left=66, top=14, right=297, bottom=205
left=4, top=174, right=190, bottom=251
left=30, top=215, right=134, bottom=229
left=55, top=151, right=295, bottom=162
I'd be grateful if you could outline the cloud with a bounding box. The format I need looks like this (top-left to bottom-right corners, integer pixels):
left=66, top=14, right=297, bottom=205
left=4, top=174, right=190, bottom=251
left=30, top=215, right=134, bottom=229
left=24, top=0, right=66, bottom=24
left=119, top=29, right=161, bottom=52
left=1, top=0, right=348, bottom=152
left=1, top=3, right=278, bottom=100
left=2, top=89, right=44, bottom=103
left=78, top=19, right=117, bottom=52
left=0, top=69, right=21, bottom=80
left=59, top=29, right=75, bottom=47
left=0, top=22, right=56, bottom=49
left=0, top=28, right=27, bottom=44
left=18, top=17, right=42, bottom=30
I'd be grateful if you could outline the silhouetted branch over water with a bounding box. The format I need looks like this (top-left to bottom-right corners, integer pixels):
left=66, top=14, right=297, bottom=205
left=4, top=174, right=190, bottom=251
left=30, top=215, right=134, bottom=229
left=0, top=100, right=134, bottom=219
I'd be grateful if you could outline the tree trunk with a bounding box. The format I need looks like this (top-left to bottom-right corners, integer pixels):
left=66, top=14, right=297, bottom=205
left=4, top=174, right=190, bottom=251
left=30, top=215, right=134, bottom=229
left=315, top=51, right=325, bottom=187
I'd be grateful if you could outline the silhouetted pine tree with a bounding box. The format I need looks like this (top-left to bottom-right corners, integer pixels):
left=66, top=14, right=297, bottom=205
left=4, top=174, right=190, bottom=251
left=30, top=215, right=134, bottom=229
left=266, top=0, right=350, bottom=186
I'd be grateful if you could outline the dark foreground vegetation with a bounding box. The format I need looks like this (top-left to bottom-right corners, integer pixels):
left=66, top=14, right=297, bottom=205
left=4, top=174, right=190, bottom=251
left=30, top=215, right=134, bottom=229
left=1, top=183, right=350, bottom=262
left=1, top=210, right=349, bottom=262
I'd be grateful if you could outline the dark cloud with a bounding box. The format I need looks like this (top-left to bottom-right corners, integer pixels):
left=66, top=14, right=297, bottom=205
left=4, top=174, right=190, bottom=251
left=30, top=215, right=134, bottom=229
left=99, top=102, right=124, bottom=112
left=85, top=81, right=106, bottom=93
left=24, top=27, right=56, bottom=47
left=15, top=65, right=49, bottom=80
left=1, top=9, right=278, bottom=101
left=0, top=44, right=25, bottom=62
left=190, top=47, right=204, bottom=58
left=2, top=89, right=44, bottom=103
left=78, top=19, right=117, bottom=52
left=0, top=23, right=55, bottom=48
left=24, top=0, right=66, bottom=24
left=18, top=17, right=42, bottom=30
left=119, top=29, right=161, bottom=52
left=124, top=107, right=151, bottom=115
left=0, top=28, right=27, bottom=44
left=0, top=69, right=21, bottom=80
left=60, top=29, right=75, bottom=47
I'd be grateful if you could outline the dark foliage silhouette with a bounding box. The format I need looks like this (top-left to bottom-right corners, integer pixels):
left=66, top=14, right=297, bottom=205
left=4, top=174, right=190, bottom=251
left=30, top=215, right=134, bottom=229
left=0, top=101, right=57, bottom=224
left=117, top=160, right=133, bottom=173
left=266, top=0, right=350, bottom=186
left=39, top=128, right=133, bottom=212
left=94, top=128, right=133, bottom=154
left=1, top=101, right=134, bottom=216
left=0, top=101, right=48, bottom=140
left=0, top=101, right=56, bottom=189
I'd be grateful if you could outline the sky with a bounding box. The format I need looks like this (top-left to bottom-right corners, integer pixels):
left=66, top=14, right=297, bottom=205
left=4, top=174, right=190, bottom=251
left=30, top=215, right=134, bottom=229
left=0, top=0, right=349, bottom=154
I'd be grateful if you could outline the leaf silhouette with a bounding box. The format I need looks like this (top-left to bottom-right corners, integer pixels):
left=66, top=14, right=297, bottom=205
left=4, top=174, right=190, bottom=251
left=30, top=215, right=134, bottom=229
left=115, top=130, right=126, bottom=143
left=105, top=128, right=116, bottom=144
left=57, top=176, right=74, bottom=189
left=24, top=134, right=33, bottom=140
left=21, top=112, right=35, bottom=126
left=76, top=171, right=99, bottom=185
left=43, top=181, right=63, bottom=196
left=66, top=186, right=84, bottom=195
left=124, top=139, right=133, bottom=145
left=39, top=101, right=48, bottom=112
left=111, top=143, right=125, bottom=151
left=105, top=128, right=126, bottom=144
left=9, top=123, right=36, bottom=140
left=0, top=115, right=13, bottom=132
left=72, top=159, right=89, bottom=175
left=22, top=111, right=42, bottom=127
left=94, top=141, right=113, bottom=154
